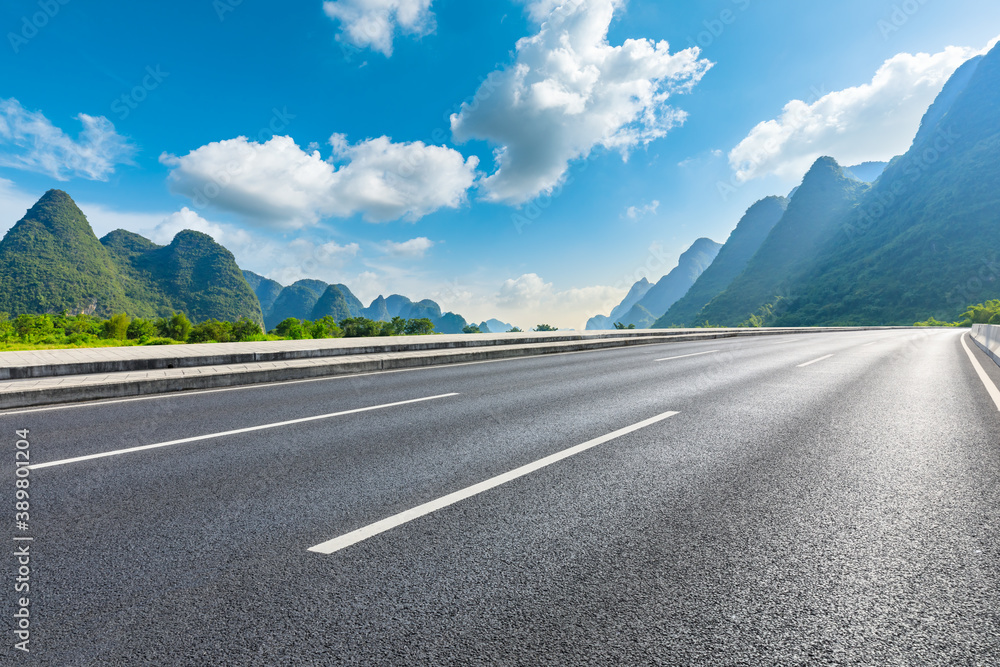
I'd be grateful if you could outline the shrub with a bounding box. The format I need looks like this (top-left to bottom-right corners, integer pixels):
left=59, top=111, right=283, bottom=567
left=403, top=318, right=434, bottom=336
left=102, top=313, right=130, bottom=341
left=158, top=312, right=192, bottom=342
left=231, top=317, right=264, bottom=342
left=189, top=319, right=233, bottom=344
left=272, top=318, right=309, bottom=340
left=127, top=318, right=158, bottom=340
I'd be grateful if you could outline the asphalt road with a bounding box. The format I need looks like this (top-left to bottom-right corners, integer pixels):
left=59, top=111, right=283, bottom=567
left=3, top=329, right=999, bottom=665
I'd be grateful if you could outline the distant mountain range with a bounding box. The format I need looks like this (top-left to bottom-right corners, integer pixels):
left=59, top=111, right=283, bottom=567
left=243, top=271, right=496, bottom=334
left=617, top=42, right=1000, bottom=329
left=0, top=190, right=498, bottom=334
left=587, top=238, right=721, bottom=329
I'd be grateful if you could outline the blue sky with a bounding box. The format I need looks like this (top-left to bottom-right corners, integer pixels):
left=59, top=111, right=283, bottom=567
left=1, top=0, right=999, bottom=329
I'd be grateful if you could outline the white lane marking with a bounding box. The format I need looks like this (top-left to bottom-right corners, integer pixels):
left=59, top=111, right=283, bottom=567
left=27, top=393, right=459, bottom=470
left=862, top=341, right=878, bottom=347
left=655, top=350, right=719, bottom=362
left=308, top=410, right=681, bottom=555
left=961, top=333, right=1000, bottom=412
left=797, top=354, right=834, bottom=368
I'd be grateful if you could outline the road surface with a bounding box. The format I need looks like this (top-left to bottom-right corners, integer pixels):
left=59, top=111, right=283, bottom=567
left=4, top=329, right=999, bottom=665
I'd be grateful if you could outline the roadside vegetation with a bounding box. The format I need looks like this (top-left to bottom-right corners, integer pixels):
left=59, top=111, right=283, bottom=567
left=0, top=311, right=520, bottom=352
left=914, top=300, right=1000, bottom=327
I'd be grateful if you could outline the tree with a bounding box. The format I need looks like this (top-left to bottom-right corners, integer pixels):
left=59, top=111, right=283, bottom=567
left=462, top=324, right=482, bottom=334
left=533, top=324, right=557, bottom=332
left=613, top=322, right=636, bottom=330
left=102, top=313, right=130, bottom=341
left=232, top=317, right=264, bottom=341
left=404, top=318, right=435, bottom=335
left=388, top=316, right=407, bottom=336
left=507, top=327, right=523, bottom=333
left=158, top=312, right=192, bottom=341
left=272, top=317, right=308, bottom=340
left=126, top=317, right=157, bottom=340
left=309, top=315, right=341, bottom=339
left=189, top=319, right=233, bottom=343
left=340, top=317, right=381, bottom=338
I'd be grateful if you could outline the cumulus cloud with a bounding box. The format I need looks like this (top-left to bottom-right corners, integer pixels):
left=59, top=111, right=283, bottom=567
left=160, top=134, right=478, bottom=227
left=729, top=45, right=987, bottom=182
left=0, top=98, right=136, bottom=181
left=323, top=0, right=435, bottom=56
left=450, top=0, right=712, bottom=204
left=381, top=236, right=434, bottom=257
left=495, top=273, right=626, bottom=330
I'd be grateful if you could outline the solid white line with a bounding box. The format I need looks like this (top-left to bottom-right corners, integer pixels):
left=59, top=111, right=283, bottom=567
left=961, top=333, right=1000, bottom=412
left=27, top=393, right=459, bottom=470
left=655, top=350, right=719, bottom=362
left=308, top=410, right=681, bottom=555
left=797, top=354, right=834, bottom=368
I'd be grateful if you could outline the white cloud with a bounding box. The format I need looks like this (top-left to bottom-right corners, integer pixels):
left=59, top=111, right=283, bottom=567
left=729, top=44, right=988, bottom=182
left=495, top=272, right=626, bottom=330
left=323, top=0, right=435, bottom=56
left=624, top=200, right=659, bottom=220
left=160, top=134, right=478, bottom=227
left=381, top=236, right=434, bottom=257
left=0, top=99, right=135, bottom=181
left=0, top=178, right=39, bottom=236
left=450, top=0, right=712, bottom=204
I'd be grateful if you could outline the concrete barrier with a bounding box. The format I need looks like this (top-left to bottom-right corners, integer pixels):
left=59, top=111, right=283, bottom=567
left=971, top=324, right=1000, bottom=367
left=0, top=326, right=914, bottom=409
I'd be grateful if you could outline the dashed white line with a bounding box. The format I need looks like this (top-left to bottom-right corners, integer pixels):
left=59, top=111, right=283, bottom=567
left=961, top=333, right=1000, bottom=412
left=797, top=354, right=834, bottom=368
left=27, top=393, right=459, bottom=470
left=656, top=350, right=719, bottom=362
left=308, top=410, right=681, bottom=555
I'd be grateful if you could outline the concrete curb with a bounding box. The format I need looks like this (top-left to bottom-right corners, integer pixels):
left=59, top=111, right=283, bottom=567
left=0, top=327, right=911, bottom=409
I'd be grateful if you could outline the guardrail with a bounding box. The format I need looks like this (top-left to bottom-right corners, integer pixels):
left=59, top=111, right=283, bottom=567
left=971, top=324, right=1000, bottom=367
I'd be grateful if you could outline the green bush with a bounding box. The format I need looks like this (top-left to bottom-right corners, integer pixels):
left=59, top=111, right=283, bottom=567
left=127, top=318, right=158, bottom=340
left=102, top=313, right=130, bottom=340
left=189, top=319, right=233, bottom=344
left=232, top=317, right=264, bottom=341
left=341, top=317, right=382, bottom=338
left=403, top=318, right=434, bottom=336
left=158, top=312, right=192, bottom=341
left=272, top=318, right=309, bottom=340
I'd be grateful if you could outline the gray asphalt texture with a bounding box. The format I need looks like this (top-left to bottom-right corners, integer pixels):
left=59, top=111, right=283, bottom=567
left=3, top=329, right=999, bottom=665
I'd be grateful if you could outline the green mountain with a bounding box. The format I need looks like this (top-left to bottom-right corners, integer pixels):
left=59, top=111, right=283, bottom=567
left=362, top=295, right=391, bottom=321
left=243, top=270, right=283, bottom=314
left=695, top=157, right=869, bottom=325
left=0, top=190, right=131, bottom=316
left=587, top=278, right=653, bottom=330
left=107, top=229, right=262, bottom=324
left=310, top=285, right=355, bottom=322
left=0, top=190, right=261, bottom=323
left=265, top=284, right=321, bottom=330
left=653, top=196, right=787, bottom=328
left=774, top=45, right=1000, bottom=325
